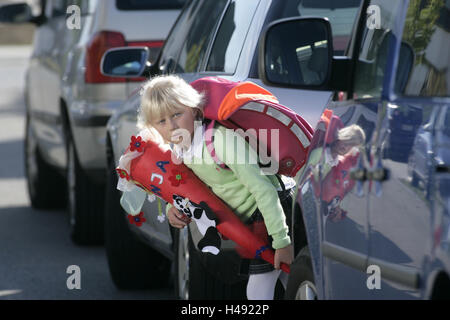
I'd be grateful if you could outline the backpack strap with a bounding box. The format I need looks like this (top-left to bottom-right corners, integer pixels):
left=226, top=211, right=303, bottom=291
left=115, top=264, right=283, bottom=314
left=205, top=121, right=289, bottom=197
left=204, top=120, right=230, bottom=170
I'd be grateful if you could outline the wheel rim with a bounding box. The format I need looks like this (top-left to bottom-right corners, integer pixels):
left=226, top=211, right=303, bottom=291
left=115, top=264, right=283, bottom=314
left=295, top=280, right=317, bottom=300
left=177, top=227, right=190, bottom=300
left=25, top=119, right=38, bottom=198
left=67, top=142, right=76, bottom=228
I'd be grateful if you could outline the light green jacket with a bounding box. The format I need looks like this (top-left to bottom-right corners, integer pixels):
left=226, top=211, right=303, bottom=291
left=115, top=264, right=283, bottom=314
left=166, top=123, right=291, bottom=249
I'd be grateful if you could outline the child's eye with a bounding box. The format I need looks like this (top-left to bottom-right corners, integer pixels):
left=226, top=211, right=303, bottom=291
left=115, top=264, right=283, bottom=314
left=158, top=119, right=166, bottom=125
left=173, top=112, right=182, bottom=118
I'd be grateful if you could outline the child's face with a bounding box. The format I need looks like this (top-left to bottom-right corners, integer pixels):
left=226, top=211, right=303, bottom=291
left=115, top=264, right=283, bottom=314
left=151, top=106, right=198, bottom=145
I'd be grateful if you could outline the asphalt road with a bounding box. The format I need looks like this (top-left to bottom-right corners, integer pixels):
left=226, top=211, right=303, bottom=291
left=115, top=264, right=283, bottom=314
left=0, top=45, right=174, bottom=300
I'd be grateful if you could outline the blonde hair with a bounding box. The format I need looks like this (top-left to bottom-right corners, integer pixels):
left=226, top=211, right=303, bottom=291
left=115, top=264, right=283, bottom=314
left=337, top=124, right=366, bottom=146
left=137, top=75, right=204, bottom=130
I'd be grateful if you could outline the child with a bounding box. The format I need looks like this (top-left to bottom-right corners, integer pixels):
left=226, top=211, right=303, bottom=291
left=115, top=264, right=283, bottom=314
left=137, top=75, right=294, bottom=300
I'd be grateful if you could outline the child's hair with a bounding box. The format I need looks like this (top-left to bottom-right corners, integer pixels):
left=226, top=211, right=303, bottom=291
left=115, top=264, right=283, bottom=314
left=336, top=124, right=366, bottom=146
left=137, top=75, right=204, bottom=130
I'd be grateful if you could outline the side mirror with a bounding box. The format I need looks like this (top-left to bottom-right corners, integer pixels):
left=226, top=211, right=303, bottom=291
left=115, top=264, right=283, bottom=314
left=101, top=47, right=150, bottom=78
left=259, top=17, right=334, bottom=90
left=0, top=3, right=33, bottom=23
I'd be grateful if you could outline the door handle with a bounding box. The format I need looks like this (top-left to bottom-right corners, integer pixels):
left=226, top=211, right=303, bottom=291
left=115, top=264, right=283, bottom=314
left=366, top=168, right=390, bottom=181
left=436, top=164, right=450, bottom=173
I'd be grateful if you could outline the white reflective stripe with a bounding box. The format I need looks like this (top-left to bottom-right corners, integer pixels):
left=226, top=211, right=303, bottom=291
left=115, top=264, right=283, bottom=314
left=265, top=107, right=292, bottom=126
left=291, top=123, right=310, bottom=148
left=241, top=101, right=265, bottom=112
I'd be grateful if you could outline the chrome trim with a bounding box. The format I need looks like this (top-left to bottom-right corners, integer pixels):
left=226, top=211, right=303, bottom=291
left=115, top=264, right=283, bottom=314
left=367, top=256, right=420, bottom=289
left=322, top=241, right=366, bottom=272
left=322, top=241, right=420, bottom=289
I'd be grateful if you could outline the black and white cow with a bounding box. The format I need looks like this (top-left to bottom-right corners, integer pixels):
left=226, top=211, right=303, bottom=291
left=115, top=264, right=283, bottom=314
left=172, top=194, right=221, bottom=255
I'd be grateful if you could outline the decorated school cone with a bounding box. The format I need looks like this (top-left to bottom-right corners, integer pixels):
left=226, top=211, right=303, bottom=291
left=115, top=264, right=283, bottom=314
left=124, top=137, right=290, bottom=274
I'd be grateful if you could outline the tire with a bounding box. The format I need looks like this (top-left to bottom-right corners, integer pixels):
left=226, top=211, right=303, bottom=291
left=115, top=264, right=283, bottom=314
left=174, top=228, right=247, bottom=300
left=285, top=246, right=318, bottom=300
left=24, top=114, right=67, bottom=209
left=411, top=171, right=419, bottom=187
left=104, top=147, right=170, bottom=290
left=174, top=227, right=190, bottom=299
left=66, top=132, right=104, bottom=245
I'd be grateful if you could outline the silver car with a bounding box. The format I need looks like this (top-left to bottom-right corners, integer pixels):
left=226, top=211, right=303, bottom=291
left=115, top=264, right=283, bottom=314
left=0, top=0, right=185, bottom=244
left=103, top=0, right=362, bottom=298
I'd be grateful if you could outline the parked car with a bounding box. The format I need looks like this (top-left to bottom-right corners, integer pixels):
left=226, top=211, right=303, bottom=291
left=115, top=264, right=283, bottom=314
left=408, top=105, right=450, bottom=200
left=102, top=0, right=363, bottom=298
left=259, top=0, right=450, bottom=299
left=0, top=0, right=185, bottom=244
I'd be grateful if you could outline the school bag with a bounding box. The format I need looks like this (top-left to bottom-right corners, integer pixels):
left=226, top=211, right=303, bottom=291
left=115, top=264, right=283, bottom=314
left=189, top=76, right=314, bottom=178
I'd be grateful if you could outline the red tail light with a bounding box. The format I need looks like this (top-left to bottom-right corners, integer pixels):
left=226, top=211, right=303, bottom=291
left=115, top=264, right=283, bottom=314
left=85, top=31, right=164, bottom=84
left=85, top=31, right=127, bottom=83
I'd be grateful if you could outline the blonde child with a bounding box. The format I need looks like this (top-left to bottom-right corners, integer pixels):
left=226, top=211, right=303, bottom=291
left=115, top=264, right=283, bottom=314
left=137, top=75, right=294, bottom=300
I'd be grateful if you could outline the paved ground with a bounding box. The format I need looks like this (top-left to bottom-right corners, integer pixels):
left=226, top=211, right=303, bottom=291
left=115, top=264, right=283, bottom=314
left=0, top=45, right=175, bottom=300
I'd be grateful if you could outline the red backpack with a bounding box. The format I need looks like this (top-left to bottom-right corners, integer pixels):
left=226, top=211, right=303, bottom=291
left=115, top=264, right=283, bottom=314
left=190, top=77, right=314, bottom=177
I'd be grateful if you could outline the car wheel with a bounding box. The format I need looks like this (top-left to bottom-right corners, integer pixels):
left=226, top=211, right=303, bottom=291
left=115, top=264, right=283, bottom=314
left=174, top=227, right=190, bottom=300
left=25, top=114, right=66, bottom=209
left=66, top=132, right=104, bottom=245
left=411, top=171, right=419, bottom=187
left=175, top=228, right=247, bottom=300
left=104, top=147, right=170, bottom=289
left=285, top=246, right=318, bottom=300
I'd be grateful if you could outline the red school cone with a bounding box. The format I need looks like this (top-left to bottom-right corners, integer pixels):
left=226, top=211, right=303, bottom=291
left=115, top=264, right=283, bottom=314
left=126, top=138, right=290, bottom=274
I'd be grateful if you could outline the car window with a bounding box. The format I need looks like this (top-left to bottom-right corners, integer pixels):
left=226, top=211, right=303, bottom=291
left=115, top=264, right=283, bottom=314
left=397, top=0, right=450, bottom=97
left=206, top=0, right=260, bottom=73
left=158, top=0, right=196, bottom=74
left=268, top=0, right=362, bottom=54
left=297, top=0, right=361, bottom=53
left=436, top=106, right=449, bottom=130
left=116, top=0, right=187, bottom=10
left=352, top=0, right=403, bottom=99
left=45, top=0, right=69, bottom=18
left=176, top=0, right=229, bottom=73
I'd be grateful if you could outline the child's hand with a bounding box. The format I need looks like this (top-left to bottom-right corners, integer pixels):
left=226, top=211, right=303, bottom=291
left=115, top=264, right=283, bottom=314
left=274, top=244, right=294, bottom=270
left=167, top=207, right=191, bottom=229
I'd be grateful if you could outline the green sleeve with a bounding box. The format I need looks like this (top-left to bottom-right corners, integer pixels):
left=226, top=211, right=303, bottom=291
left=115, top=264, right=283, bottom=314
left=214, top=126, right=291, bottom=249
left=165, top=202, right=173, bottom=217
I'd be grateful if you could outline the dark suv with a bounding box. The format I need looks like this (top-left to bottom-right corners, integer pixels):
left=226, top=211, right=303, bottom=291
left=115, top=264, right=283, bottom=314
left=260, top=0, right=450, bottom=299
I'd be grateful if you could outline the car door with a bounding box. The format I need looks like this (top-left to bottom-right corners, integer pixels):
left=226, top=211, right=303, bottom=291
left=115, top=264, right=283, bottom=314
left=319, top=0, right=409, bottom=299
left=27, top=1, right=61, bottom=139
left=30, top=0, right=71, bottom=165
left=368, top=0, right=450, bottom=299
left=318, top=102, right=375, bottom=299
